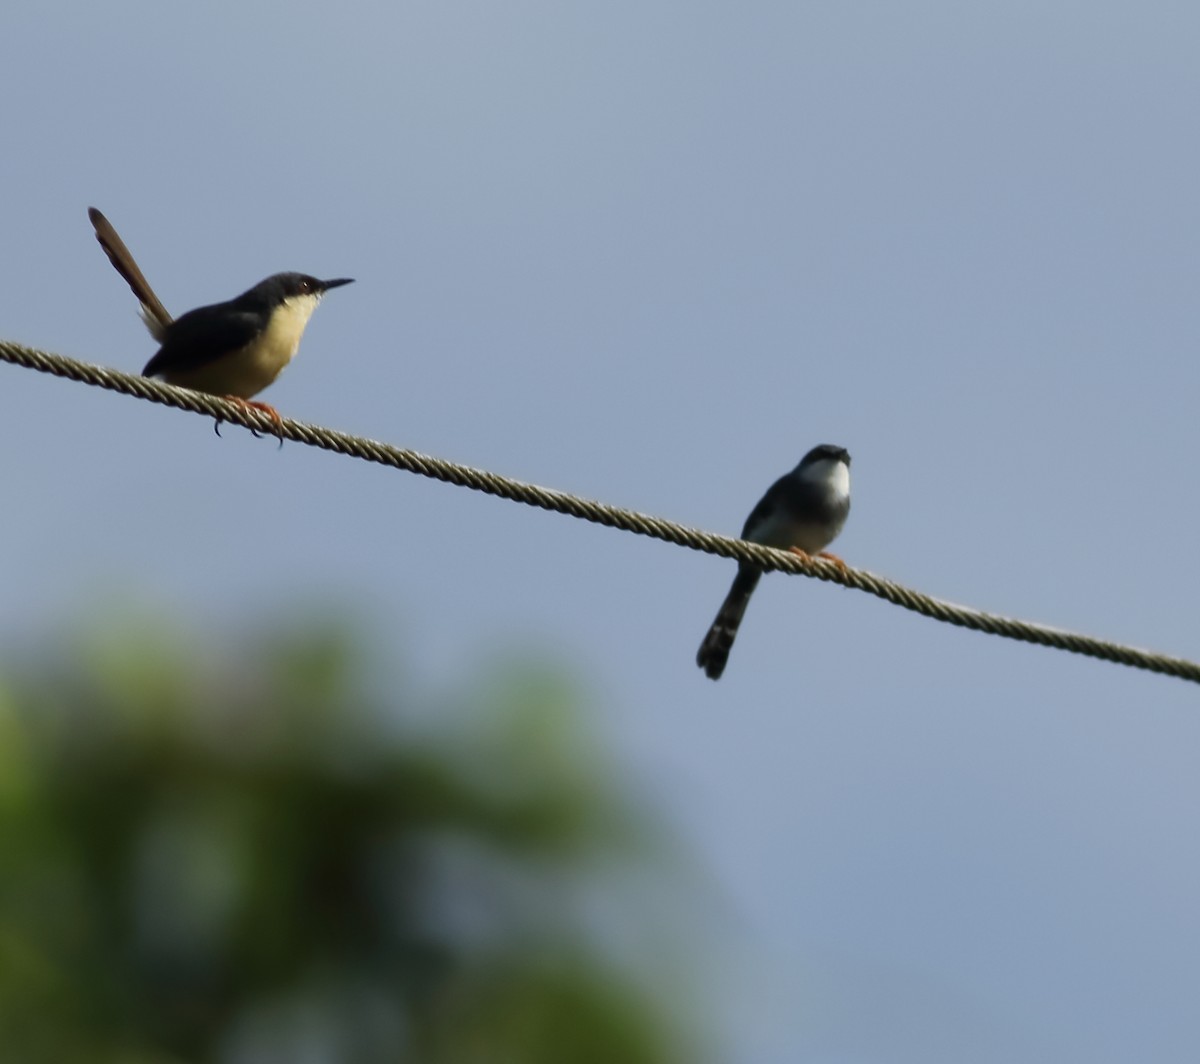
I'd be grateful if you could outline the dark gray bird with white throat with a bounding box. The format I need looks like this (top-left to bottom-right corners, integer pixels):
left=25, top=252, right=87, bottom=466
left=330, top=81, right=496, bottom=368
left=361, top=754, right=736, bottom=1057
left=697, top=444, right=851, bottom=680
left=88, top=207, right=352, bottom=429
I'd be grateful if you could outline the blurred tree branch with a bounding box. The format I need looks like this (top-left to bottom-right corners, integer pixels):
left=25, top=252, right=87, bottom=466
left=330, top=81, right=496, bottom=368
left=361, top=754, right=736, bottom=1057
left=0, top=615, right=695, bottom=1063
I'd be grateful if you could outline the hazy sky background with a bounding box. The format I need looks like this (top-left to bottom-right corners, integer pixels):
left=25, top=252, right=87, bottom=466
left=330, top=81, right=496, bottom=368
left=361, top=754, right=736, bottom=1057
left=4, top=3, right=1200, bottom=1060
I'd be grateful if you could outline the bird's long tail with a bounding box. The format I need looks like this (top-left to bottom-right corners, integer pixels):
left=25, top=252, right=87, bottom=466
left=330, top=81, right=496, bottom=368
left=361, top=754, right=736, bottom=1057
left=87, top=207, right=174, bottom=340
left=696, top=566, right=762, bottom=680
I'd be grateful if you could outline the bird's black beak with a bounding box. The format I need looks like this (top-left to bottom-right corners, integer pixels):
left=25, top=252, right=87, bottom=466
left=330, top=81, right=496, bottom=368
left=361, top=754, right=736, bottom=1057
left=318, top=278, right=354, bottom=292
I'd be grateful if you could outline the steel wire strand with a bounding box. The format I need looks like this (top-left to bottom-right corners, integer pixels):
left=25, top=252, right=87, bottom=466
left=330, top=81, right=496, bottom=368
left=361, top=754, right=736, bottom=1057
left=3, top=340, right=1196, bottom=686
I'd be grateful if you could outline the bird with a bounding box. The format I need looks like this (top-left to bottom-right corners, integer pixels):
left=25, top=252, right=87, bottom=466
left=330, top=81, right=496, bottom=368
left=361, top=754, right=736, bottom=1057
left=696, top=444, right=851, bottom=680
left=88, top=207, right=352, bottom=434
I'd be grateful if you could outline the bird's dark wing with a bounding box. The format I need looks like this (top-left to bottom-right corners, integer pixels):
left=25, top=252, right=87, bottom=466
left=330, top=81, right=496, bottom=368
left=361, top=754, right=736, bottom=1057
left=740, top=473, right=792, bottom=539
left=142, top=304, right=262, bottom=378
left=740, top=472, right=837, bottom=545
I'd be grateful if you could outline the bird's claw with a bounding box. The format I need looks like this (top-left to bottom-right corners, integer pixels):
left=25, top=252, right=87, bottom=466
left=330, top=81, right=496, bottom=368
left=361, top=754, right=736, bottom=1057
left=215, top=397, right=285, bottom=447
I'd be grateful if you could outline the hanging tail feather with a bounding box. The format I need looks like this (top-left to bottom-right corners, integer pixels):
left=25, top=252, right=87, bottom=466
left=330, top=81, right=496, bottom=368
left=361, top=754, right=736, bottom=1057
left=696, top=566, right=762, bottom=680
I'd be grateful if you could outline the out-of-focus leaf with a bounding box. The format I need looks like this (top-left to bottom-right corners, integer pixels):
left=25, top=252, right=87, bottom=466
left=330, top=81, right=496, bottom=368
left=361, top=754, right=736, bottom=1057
left=0, top=613, right=696, bottom=1062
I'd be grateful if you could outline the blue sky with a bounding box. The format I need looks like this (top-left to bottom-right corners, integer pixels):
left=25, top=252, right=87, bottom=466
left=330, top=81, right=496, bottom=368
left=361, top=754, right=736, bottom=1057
left=3, top=4, right=1200, bottom=1060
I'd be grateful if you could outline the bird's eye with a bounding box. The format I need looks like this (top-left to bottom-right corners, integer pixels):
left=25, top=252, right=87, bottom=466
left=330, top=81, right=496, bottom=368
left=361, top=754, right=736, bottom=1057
left=299, top=278, right=313, bottom=293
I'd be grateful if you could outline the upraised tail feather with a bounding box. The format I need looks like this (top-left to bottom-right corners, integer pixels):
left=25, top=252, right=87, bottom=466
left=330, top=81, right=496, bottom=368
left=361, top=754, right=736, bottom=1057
left=88, top=207, right=173, bottom=340
left=696, top=566, right=762, bottom=680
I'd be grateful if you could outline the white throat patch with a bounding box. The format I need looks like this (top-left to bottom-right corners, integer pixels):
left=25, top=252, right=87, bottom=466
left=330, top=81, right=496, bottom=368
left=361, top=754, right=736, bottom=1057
left=277, top=292, right=321, bottom=337
left=801, top=457, right=851, bottom=500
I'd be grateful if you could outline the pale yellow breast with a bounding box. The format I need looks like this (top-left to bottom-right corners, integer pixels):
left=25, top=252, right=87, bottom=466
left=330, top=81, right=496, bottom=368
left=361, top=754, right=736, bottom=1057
left=165, top=293, right=320, bottom=399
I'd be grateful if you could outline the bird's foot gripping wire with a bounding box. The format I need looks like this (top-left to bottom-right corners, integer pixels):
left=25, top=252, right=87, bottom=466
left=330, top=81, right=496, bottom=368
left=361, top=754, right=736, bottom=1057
left=787, top=546, right=849, bottom=572
left=213, top=398, right=284, bottom=447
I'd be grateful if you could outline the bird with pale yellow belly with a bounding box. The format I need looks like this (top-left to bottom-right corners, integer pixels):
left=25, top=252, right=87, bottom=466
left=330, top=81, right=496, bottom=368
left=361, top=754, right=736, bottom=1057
left=89, top=206, right=352, bottom=436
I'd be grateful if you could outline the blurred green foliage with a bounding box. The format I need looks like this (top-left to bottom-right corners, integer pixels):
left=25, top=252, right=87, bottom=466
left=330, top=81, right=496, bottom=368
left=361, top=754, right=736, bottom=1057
left=0, top=616, right=692, bottom=1063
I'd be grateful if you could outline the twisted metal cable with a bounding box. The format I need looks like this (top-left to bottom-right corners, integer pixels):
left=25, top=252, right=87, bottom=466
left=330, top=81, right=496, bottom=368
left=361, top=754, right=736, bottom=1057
left=3, top=339, right=1197, bottom=686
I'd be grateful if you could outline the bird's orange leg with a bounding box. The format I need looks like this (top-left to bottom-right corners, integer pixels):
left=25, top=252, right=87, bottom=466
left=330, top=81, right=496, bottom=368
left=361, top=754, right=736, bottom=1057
left=214, top=397, right=285, bottom=445
left=787, top=546, right=849, bottom=573
left=817, top=551, right=849, bottom=572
